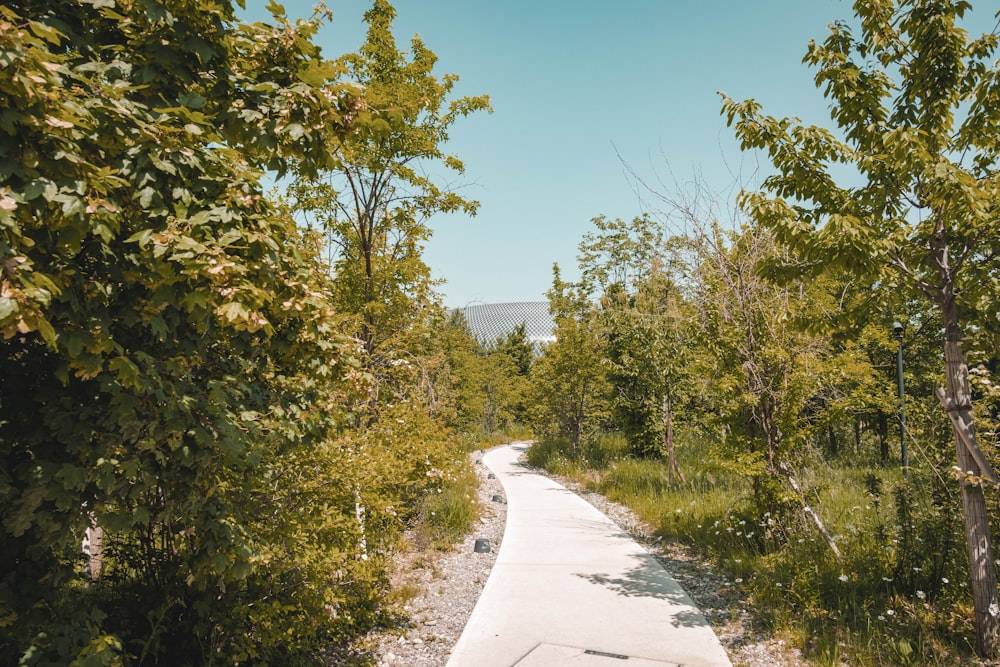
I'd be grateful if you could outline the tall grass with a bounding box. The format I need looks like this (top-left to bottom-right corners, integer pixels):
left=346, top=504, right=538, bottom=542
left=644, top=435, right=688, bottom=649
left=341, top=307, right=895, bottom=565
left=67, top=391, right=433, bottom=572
left=412, top=424, right=533, bottom=548
left=529, top=430, right=983, bottom=666
left=414, top=462, right=480, bottom=547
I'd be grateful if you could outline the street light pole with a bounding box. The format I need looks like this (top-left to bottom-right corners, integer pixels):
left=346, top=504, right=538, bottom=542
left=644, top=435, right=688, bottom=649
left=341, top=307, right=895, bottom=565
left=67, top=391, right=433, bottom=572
left=893, top=321, right=907, bottom=475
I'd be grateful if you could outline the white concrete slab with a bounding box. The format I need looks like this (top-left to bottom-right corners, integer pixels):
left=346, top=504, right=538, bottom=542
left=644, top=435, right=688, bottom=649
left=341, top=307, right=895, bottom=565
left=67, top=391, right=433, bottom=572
left=446, top=442, right=733, bottom=667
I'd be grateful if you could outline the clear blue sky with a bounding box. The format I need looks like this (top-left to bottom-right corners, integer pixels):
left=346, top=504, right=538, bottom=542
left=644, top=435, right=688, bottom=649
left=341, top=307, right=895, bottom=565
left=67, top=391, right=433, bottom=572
left=244, top=1, right=996, bottom=308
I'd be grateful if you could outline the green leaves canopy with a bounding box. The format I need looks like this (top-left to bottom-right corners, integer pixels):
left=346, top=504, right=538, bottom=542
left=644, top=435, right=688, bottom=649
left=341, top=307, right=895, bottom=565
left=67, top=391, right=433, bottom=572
left=721, top=0, right=1000, bottom=307
left=0, top=0, right=367, bottom=662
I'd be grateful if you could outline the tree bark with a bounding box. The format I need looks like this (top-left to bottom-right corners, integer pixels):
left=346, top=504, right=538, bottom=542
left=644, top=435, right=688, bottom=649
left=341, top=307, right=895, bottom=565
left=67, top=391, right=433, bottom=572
left=941, top=299, right=999, bottom=658
left=662, top=390, right=685, bottom=485
left=853, top=418, right=862, bottom=456
left=83, top=516, right=103, bottom=581
left=877, top=412, right=889, bottom=463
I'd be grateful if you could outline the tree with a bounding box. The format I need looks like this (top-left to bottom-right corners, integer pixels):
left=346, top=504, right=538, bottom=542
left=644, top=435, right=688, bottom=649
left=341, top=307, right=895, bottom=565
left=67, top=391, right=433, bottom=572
left=690, top=221, right=838, bottom=517
left=0, top=0, right=378, bottom=662
left=530, top=266, right=610, bottom=449
left=288, top=0, right=491, bottom=405
left=576, top=215, right=689, bottom=478
left=722, top=0, right=1000, bottom=654
left=489, top=322, right=534, bottom=425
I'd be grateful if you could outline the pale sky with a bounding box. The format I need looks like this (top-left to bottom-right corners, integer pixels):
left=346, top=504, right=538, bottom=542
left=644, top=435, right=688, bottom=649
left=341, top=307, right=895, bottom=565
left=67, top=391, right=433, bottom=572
left=243, top=1, right=999, bottom=307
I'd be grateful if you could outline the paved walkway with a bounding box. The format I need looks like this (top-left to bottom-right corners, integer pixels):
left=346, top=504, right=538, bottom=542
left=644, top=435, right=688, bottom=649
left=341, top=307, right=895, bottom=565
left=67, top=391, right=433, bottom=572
left=447, top=442, right=733, bottom=667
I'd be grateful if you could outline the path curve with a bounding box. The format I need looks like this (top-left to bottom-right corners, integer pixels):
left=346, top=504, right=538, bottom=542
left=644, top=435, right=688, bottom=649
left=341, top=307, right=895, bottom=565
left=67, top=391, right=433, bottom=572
left=447, top=442, right=733, bottom=667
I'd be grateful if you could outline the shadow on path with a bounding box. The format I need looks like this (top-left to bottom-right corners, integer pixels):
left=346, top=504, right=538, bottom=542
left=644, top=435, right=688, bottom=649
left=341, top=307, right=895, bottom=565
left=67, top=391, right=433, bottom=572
left=574, top=556, right=710, bottom=629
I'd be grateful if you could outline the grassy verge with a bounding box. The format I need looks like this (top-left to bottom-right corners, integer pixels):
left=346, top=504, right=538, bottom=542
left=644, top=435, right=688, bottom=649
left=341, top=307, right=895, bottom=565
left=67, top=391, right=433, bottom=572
left=411, top=424, right=531, bottom=548
left=414, top=461, right=481, bottom=548
left=528, top=432, right=983, bottom=666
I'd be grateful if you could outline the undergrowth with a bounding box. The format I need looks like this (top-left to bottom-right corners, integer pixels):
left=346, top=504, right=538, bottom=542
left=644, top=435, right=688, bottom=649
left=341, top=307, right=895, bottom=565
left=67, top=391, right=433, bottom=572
left=411, top=424, right=531, bottom=548
left=414, top=463, right=481, bottom=547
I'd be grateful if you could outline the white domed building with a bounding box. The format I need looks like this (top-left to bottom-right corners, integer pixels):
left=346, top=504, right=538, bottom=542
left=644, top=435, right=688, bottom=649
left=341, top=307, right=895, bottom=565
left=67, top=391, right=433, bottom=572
left=457, top=302, right=555, bottom=354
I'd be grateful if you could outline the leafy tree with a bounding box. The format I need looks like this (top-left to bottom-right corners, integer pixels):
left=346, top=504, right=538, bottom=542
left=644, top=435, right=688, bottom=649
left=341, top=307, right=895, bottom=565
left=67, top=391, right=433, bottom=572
left=576, top=215, right=690, bottom=477
left=495, top=322, right=534, bottom=378
left=530, top=266, right=610, bottom=448
left=488, top=322, right=534, bottom=425
left=0, top=0, right=383, bottom=662
left=690, top=223, right=832, bottom=498
left=426, top=310, right=483, bottom=428
left=288, top=0, right=491, bottom=406
left=722, top=0, right=1000, bottom=654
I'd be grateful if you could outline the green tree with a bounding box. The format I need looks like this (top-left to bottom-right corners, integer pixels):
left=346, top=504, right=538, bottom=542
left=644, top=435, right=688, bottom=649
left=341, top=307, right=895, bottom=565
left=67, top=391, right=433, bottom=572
left=288, top=0, right=490, bottom=404
left=496, top=322, right=534, bottom=378
left=530, top=266, right=610, bottom=449
left=690, top=223, right=831, bottom=498
left=0, top=0, right=371, bottom=662
left=722, top=0, right=1000, bottom=654
left=576, top=215, right=690, bottom=478
left=490, top=322, right=534, bottom=425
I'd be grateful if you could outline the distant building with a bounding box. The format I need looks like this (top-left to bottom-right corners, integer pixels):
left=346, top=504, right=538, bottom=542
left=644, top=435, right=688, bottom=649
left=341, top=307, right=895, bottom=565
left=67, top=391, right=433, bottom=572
left=457, top=301, right=556, bottom=353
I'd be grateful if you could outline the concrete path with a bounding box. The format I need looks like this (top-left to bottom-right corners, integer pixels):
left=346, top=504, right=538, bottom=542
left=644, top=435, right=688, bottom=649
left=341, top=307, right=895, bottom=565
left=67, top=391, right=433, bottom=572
left=447, top=442, right=733, bottom=667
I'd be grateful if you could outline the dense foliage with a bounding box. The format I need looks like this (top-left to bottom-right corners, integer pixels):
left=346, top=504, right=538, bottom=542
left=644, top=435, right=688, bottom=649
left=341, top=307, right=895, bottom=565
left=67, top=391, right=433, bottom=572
left=0, top=1, right=492, bottom=664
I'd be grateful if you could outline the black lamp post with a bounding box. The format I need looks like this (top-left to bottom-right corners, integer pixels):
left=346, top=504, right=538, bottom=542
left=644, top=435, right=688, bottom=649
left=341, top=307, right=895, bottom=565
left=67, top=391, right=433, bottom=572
left=893, top=321, right=907, bottom=474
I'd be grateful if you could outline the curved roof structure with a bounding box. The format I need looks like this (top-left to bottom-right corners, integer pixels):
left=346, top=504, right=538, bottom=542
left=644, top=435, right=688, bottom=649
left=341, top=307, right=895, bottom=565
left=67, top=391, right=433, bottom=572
left=458, top=301, right=555, bottom=351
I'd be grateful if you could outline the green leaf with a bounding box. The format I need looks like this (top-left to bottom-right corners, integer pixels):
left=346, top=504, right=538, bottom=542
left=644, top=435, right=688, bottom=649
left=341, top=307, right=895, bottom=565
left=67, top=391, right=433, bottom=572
left=217, top=301, right=250, bottom=323
left=0, top=296, right=17, bottom=321
left=109, top=355, right=142, bottom=389
left=125, top=228, right=154, bottom=246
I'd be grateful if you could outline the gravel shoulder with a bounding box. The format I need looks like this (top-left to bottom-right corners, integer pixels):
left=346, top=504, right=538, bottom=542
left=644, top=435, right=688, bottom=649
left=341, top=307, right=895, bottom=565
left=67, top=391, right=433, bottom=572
left=363, top=444, right=808, bottom=667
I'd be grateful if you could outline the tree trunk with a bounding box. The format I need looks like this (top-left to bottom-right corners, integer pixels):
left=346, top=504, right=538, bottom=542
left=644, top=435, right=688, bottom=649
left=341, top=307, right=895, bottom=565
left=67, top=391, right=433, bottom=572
left=822, top=398, right=838, bottom=457
left=941, top=300, right=999, bottom=658
left=779, top=462, right=842, bottom=562
left=877, top=412, right=889, bottom=463
left=83, top=516, right=103, bottom=581
left=853, top=418, right=862, bottom=456
left=662, top=390, right=685, bottom=485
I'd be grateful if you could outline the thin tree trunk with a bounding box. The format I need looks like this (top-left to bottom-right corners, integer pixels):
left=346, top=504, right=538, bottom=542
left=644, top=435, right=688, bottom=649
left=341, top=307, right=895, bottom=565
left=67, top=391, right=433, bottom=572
left=83, top=515, right=103, bottom=581
left=780, top=462, right=842, bottom=562
left=877, top=412, right=889, bottom=463
left=822, top=398, right=838, bottom=457
left=662, top=390, right=685, bottom=485
left=940, top=317, right=999, bottom=657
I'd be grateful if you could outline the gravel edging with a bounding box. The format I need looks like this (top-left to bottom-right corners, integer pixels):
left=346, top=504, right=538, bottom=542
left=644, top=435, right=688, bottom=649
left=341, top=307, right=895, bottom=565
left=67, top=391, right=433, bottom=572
left=366, top=449, right=507, bottom=667
left=364, top=444, right=807, bottom=667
